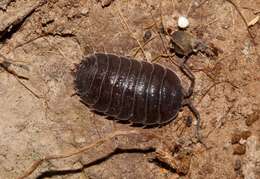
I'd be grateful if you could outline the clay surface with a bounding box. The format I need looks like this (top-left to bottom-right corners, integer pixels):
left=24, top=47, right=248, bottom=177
left=0, top=0, right=259, bottom=178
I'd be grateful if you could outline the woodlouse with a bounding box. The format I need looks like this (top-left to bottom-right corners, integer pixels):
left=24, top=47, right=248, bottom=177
left=74, top=53, right=200, bottom=134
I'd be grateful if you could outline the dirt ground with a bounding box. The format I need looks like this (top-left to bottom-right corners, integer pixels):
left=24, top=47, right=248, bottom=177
left=0, top=0, right=259, bottom=178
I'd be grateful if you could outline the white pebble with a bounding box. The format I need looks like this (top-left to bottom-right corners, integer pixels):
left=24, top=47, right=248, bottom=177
left=239, top=139, right=247, bottom=145
left=178, top=16, right=189, bottom=29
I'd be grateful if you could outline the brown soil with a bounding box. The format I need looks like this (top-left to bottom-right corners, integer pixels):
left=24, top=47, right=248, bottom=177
left=0, top=0, right=259, bottom=179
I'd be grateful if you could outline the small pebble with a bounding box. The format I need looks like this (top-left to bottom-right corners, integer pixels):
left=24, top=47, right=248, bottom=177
left=245, top=111, right=259, bottom=126
left=177, top=16, right=189, bottom=29
left=101, top=0, right=114, bottom=7
left=233, top=144, right=246, bottom=155
left=231, top=133, right=241, bottom=144
left=80, top=7, right=89, bottom=16
left=231, top=130, right=252, bottom=144
left=216, top=35, right=226, bottom=41
left=234, top=159, right=241, bottom=170
left=143, top=30, right=152, bottom=42
left=239, top=139, right=247, bottom=145
left=185, top=116, right=193, bottom=127
left=240, top=131, right=252, bottom=140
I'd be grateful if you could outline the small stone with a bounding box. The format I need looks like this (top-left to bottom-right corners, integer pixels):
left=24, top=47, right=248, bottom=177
left=143, top=30, right=152, bottom=42
left=144, top=51, right=152, bottom=62
left=221, top=24, right=230, bottom=29
left=233, top=144, right=246, bottom=155
left=177, top=16, right=189, bottom=29
left=175, top=153, right=191, bottom=175
left=231, top=132, right=242, bottom=144
left=185, top=116, right=193, bottom=127
left=101, top=0, right=114, bottom=8
left=216, top=35, right=226, bottom=41
left=240, top=131, right=252, bottom=140
left=245, top=111, right=259, bottom=126
left=75, top=136, right=86, bottom=144
left=194, top=2, right=199, bottom=7
left=169, top=174, right=179, bottom=179
left=234, top=159, right=241, bottom=170
left=239, top=139, right=247, bottom=145
left=80, top=7, right=89, bottom=16
left=171, top=143, right=182, bottom=154
left=231, top=130, right=251, bottom=144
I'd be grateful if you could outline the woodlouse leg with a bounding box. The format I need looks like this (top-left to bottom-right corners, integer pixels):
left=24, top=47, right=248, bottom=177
left=180, top=60, right=195, bottom=98
left=182, top=99, right=201, bottom=142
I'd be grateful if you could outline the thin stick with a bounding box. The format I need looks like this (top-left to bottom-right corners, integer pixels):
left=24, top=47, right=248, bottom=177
left=14, top=34, right=47, bottom=49
left=116, top=7, right=147, bottom=60
left=197, top=80, right=238, bottom=104
left=225, top=0, right=256, bottom=45
left=186, top=0, right=195, bottom=17
left=0, top=63, right=29, bottom=80
left=18, top=130, right=160, bottom=179
left=147, top=1, right=179, bottom=67
left=151, top=53, right=175, bottom=63
left=0, top=54, right=43, bottom=99
left=194, top=0, right=209, bottom=10
left=133, top=35, right=157, bottom=58
left=0, top=54, right=29, bottom=79
left=14, top=76, right=41, bottom=99
left=157, top=2, right=169, bottom=54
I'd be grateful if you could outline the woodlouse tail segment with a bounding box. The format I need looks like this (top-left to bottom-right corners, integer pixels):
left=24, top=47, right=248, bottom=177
left=182, top=99, right=202, bottom=143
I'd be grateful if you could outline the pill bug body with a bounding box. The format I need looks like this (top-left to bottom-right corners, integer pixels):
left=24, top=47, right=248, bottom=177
left=74, top=53, right=186, bottom=125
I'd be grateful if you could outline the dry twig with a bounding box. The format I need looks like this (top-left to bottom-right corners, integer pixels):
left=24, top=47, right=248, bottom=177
left=197, top=80, right=238, bottom=104
left=0, top=54, right=29, bottom=80
left=147, top=1, right=180, bottom=67
left=0, top=54, right=42, bottom=98
left=225, top=0, right=256, bottom=45
left=133, top=35, right=157, bottom=58
left=18, top=130, right=161, bottom=179
left=116, top=7, right=148, bottom=60
left=0, top=0, right=47, bottom=40
left=0, top=0, right=14, bottom=11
